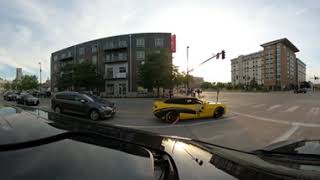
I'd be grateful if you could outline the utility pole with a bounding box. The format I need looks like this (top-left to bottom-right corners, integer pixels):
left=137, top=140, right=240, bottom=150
left=186, top=46, right=189, bottom=95
left=129, top=34, right=132, bottom=92
left=39, top=62, right=42, bottom=92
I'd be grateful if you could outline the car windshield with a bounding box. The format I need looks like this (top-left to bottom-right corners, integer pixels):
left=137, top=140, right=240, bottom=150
left=1, top=0, right=320, bottom=179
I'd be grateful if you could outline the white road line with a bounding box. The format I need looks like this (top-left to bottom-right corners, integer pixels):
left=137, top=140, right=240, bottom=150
left=110, top=116, right=239, bottom=129
left=270, top=125, right=299, bottom=144
left=253, top=104, right=266, bottom=108
left=284, top=106, right=299, bottom=112
left=232, top=111, right=320, bottom=128
left=267, top=104, right=282, bottom=111
left=308, top=107, right=320, bottom=116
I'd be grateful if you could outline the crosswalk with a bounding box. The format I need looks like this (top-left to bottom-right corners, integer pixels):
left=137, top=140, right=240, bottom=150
left=228, top=103, right=320, bottom=116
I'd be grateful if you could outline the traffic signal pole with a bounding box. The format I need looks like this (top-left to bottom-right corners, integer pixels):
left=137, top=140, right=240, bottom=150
left=187, top=50, right=225, bottom=73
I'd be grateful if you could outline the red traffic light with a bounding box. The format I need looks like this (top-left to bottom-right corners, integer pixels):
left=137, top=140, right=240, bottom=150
left=221, top=50, right=225, bottom=59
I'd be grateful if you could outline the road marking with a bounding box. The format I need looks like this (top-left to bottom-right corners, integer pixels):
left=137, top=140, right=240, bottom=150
left=270, top=125, right=299, bottom=144
left=253, top=104, right=266, bottom=108
left=232, top=111, right=320, bottom=128
left=284, top=106, right=299, bottom=112
left=108, top=115, right=239, bottom=129
left=267, top=104, right=282, bottom=111
left=308, top=107, right=320, bottom=116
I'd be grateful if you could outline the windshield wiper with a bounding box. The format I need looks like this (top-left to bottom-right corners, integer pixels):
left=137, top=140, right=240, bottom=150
left=253, top=150, right=320, bottom=165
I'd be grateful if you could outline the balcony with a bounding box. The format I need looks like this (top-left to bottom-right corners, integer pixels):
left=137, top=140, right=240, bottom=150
left=59, top=53, right=73, bottom=61
left=104, top=41, right=128, bottom=51
left=104, top=73, right=128, bottom=80
left=105, top=56, right=128, bottom=63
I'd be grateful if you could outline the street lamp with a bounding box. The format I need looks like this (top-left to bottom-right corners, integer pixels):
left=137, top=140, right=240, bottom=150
left=39, top=62, right=42, bottom=92
left=186, top=46, right=189, bottom=95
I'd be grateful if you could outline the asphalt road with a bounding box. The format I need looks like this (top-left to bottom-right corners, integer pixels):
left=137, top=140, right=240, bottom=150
left=1, top=91, right=320, bottom=151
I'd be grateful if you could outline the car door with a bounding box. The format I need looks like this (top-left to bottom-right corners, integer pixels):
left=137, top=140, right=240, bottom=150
left=68, top=94, right=87, bottom=115
left=179, top=99, right=200, bottom=119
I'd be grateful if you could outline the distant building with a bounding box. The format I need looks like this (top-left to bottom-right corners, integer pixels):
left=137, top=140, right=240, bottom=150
left=16, top=68, right=22, bottom=80
left=296, top=58, right=306, bottom=84
left=190, top=76, right=204, bottom=88
left=51, top=33, right=175, bottom=96
left=231, top=38, right=306, bottom=90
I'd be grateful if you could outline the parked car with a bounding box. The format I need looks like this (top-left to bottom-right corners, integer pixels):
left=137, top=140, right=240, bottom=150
left=3, top=91, right=19, bottom=101
left=294, top=88, right=307, bottom=93
left=51, top=91, right=116, bottom=121
left=16, top=94, right=39, bottom=106
left=153, top=97, right=226, bottom=123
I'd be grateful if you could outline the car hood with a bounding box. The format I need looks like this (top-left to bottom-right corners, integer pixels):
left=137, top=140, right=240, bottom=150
left=26, top=97, right=38, bottom=101
left=0, top=106, right=320, bottom=180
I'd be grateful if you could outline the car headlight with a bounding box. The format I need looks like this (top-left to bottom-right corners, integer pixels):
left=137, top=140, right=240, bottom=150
left=101, top=106, right=112, bottom=111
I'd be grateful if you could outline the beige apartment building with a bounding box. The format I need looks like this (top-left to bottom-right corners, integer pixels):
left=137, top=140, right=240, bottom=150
left=231, top=38, right=306, bottom=90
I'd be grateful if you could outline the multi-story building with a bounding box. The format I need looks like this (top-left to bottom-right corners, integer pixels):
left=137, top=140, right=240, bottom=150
left=51, top=33, right=174, bottom=96
left=296, top=58, right=306, bottom=84
left=231, top=38, right=306, bottom=90
left=16, top=68, right=22, bottom=80
left=231, top=51, right=263, bottom=85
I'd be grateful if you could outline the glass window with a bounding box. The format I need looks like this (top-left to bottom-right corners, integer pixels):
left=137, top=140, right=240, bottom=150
left=106, top=84, right=114, bottom=95
left=136, top=38, right=145, bottom=47
left=119, top=40, right=127, bottom=47
left=92, top=56, right=97, bottom=65
left=92, top=45, right=97, bottom=53
left=107, top=67, right=113, bottom=78
left=118, top=52, right=127, bottom=60
left=67, top=51, right=72, bottom=57
left=155, top=38, right=164, bottom=48
left=61, top=53, right=66, bottom=59
left=119, top=67, right=126, bottom=73
left=136, top=51, right=145, bottom=60
left=79, top=47, right=85, bottom=55
left=53, top=55, right=58, bottom=61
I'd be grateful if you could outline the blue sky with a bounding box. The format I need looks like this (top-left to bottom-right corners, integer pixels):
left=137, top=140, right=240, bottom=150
left=0, top=0, right=319, bottom=82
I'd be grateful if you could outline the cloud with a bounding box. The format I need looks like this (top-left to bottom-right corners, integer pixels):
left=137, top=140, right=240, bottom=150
left=295, top=8, right=308, bottom=16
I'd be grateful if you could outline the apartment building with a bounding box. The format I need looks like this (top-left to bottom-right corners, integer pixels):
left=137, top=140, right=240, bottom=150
left=51, top=33, right=174, bottom=96
left=231, top=38, right=306, bottom=90
left=296, top=58, right=306, bottom=84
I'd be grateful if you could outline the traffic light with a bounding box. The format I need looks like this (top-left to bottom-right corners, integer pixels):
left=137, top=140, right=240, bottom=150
left=221, top=50, right=225, bottom=59
left=216, top=53, right=220, bottom=59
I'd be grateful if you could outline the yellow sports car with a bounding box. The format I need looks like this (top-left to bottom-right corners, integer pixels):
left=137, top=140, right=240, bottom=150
left=153, top=97, right=226, bottom=123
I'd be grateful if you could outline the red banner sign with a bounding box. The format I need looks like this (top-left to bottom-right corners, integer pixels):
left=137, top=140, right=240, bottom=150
left=171, top=34, right=176, bottom=53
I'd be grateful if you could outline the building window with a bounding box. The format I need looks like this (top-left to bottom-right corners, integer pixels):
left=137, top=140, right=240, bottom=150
left=92, top=56, right=97, bottom=65
left=106, top=84, right=114, bottom=95
left=67, top=51, right=72, bottom=57
left=119, top=83, right=127, bottom=95
left=119, top=40, right=127, bottom=47
left=79, top=47, right=85, bottom=55
left=107, top=67, right=113, bottom=79
left=53, top=55, right=58, bottom=61
left=136, top=38, right=145, bottom=47
left=92, top=45, right=98, bottom=53
left=119, top=67, right=126, bottom=73
left=118, top=52, right=127, bottom=60
left=136, top=51, right=145, bottom=60
left=155, top=38, right=164, bottom=48
left=61, top=53, right=66, bottom=59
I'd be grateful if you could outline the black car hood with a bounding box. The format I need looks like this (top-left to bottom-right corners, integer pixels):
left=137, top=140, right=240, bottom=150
left=1, top=107, right=320, bottom=180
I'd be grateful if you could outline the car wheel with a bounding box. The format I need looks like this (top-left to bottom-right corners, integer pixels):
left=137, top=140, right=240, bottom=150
left=213, top=107, right=224, bottom=118
left=89, top=109, right=100, bottom=121
left=55, top=106, right=62, bottom=114
left=165, top=111, right=179, bottom=123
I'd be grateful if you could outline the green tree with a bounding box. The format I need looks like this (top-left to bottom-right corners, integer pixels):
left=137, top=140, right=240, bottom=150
left=138, top=50, right=172, bottom=96
left=216, top=82, right=225, bottom=90
left=19, top=75, right=39, bottom=90
left=225, top=82, right=233, bottom=90
left=57, top=64, right=74, bottom=90
left=3, top=82, right=11, bottom=91
left=249, top=78, right=258, bottom=90
left=200, top=82, right=212, bottom=89
left=57, top=62, right=104, bottom=91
